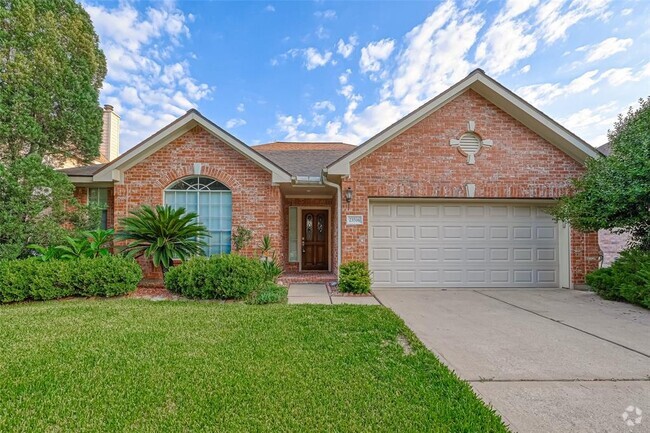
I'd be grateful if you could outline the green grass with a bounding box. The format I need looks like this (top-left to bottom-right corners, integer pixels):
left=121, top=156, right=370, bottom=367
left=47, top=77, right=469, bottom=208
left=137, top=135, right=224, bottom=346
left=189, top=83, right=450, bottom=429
left=0, top=300, right=508, bottom=432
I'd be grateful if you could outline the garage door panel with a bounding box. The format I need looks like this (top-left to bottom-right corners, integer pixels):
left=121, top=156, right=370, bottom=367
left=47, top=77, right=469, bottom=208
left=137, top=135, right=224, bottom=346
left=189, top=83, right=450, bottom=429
left=420, top=226, right=440, bottom=238
left=396, top=226, right=416, bottom=239
left=536, top=226, right=556, bottom=239
left=442, top=205, right=462, bottom=217
left=372, top=248, right=391, bottom=261
left=420, top=248, right=440, bottom=261
left=369, top=202, right=560, bottom=288
left=396, top=248, right=415, bottom=260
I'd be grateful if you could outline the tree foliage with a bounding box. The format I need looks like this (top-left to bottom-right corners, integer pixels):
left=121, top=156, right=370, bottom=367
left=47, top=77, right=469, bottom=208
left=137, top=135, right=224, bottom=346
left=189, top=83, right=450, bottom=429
left=0, top=0, right=106, bottom=164
left=552, top=97, right=650, bottom=250
left=0, top=155, right=97, bottom=260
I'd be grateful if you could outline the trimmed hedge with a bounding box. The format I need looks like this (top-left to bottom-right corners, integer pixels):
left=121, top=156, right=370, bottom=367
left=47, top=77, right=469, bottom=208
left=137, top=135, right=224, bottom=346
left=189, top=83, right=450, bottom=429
left=586, top=249, right=650, bottom=309
left=0, top=256, right=142, bottom=303
left=338, top=261, right=372, bottom=294
left=165, top=254, right=267, bottom=300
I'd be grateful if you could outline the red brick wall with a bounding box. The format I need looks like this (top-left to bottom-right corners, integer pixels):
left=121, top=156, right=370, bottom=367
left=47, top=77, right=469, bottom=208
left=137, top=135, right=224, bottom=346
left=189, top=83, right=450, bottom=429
left=341, top=89, right=600, bottom=286
left=598, top=230, right=630, bottom=267
left=112, top=126, right=283, bottom=279
left=570, top=229, right=600, bottom=286
left=73, top=186, right=87, bottom=204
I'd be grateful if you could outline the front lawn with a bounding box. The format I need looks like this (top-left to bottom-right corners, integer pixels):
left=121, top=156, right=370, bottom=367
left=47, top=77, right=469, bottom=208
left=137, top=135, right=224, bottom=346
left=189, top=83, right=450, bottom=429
left=0, top=300, right=507, bottom=432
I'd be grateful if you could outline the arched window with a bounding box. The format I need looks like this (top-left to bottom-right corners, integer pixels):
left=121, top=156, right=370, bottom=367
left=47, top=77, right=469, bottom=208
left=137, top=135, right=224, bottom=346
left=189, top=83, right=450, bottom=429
left=164, top=176, right=232, bottom=255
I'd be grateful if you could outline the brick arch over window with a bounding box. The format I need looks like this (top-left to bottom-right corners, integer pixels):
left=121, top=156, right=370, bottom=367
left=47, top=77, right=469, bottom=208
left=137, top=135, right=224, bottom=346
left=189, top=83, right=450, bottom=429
left=157, top=165, right=243, bottom=192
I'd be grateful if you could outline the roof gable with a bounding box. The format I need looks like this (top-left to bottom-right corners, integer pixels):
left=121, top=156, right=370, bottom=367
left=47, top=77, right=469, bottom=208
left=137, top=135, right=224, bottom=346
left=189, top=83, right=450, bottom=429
left=327, top=69, right=600, bottom=175
left=93, top=110, right=291, bottom=183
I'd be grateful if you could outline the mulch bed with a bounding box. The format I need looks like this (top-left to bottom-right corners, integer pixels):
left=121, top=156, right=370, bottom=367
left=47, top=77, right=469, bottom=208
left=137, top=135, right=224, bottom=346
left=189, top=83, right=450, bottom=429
left=129, top=286, right=181, bottom=301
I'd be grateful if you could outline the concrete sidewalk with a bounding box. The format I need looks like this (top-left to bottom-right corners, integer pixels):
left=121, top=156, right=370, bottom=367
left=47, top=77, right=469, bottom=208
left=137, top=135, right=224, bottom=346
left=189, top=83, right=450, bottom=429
left=374, top=288, right=650, bottom=433
left=287, top=284, right=380, bottom=305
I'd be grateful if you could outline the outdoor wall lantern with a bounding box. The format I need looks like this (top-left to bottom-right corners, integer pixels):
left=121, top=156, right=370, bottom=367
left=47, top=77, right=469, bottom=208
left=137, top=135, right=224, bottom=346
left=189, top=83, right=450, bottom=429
left=345, top=187, right=353, bottom=206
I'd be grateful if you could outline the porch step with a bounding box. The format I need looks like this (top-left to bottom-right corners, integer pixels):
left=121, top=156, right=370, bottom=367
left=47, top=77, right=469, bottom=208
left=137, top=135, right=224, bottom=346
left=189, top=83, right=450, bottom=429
left=279, top=272, right=337, bottom=285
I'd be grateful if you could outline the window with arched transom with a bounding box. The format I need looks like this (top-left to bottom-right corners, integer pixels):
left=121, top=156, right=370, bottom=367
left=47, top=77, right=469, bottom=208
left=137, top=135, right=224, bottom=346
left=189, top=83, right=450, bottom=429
left=164, top=176, right=232, bottom=255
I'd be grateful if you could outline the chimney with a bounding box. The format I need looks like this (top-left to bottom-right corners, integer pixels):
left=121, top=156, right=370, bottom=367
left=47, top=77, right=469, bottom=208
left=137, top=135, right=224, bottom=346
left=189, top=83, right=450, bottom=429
left=101, top=104, right=120, bottom=161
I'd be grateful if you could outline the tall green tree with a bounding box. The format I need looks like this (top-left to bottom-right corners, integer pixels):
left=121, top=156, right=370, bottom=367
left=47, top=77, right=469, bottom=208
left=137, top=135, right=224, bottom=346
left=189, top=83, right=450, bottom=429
left=0, top=155, right=97, bottom=260
left=0, top=0, right=106, bottom=164
left=552, top=97, right=650, bottom=250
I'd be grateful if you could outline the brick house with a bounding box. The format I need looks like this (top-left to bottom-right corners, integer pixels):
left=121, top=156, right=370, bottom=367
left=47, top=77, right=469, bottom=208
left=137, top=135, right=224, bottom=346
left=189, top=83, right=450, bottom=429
left=62, top=69, right=601, bottom=288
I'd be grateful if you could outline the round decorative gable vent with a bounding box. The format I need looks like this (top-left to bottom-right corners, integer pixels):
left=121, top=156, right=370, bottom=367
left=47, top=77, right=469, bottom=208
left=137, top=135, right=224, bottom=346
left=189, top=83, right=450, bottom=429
left=450, top=121, right=493, bottom=164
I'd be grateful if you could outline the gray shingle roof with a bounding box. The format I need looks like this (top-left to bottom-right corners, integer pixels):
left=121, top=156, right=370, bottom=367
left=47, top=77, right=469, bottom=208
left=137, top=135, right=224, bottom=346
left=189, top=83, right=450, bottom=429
left=58, top=163, right=107, bottom=176
left=253, top=142, right=355, bottom=177
left=59, top=142, right=356, bottom=180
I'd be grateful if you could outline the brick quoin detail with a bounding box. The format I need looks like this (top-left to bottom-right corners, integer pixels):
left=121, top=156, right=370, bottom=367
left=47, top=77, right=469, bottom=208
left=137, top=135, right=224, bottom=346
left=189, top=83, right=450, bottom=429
left=340, top=89, right=600, bottom=286
left=111, top=126, right=283, bottom=279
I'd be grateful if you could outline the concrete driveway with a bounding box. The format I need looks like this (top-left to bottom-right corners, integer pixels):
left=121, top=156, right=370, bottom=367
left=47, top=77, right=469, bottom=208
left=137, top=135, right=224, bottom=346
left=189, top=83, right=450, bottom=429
left=374, top=288, right=650, bottom=433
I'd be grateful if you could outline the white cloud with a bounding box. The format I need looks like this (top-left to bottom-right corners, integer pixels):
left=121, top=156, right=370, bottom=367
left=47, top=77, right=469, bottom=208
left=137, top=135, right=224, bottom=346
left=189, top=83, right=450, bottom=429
left=236, top=103, right=245, bottom=113
left=315, top=25, right=329, bottom=40
left=265, top=5, right=275, bottom=13
left=274, top=47, right=333, bottom=70
left=314, top=9, right=336, bottom=19
left=84, top=1, right=212, bottom=150
left=517, top=69, right=600, bottom=106
left=601, top=62, right=650, bottom=86
left=390, top=0, right=484, bottom=109
left=84, top=2, right=189, bottom=51
left=269, top=0, right=625, bottom=150
left=359, top=38, right=395, bottom=74
left=226, top=118, right=247, bottom=129
left=559, top=101, right=623, bottom=145
left=577, top=37, right=633, bottom=62
left=313, top=100, right=335, bottom=112
left=621, top=8, right=632, bottom=16
left=535, top=0, right=611, bottom=44
left=337, top=35, right=358, bottom=58
left=339, top=69, right=352, bottom=85
left=303, top=48, right=333, bottom=70
left=518, top=63, right=650, bottom=107
left=475, top=10, right=537, bottom=75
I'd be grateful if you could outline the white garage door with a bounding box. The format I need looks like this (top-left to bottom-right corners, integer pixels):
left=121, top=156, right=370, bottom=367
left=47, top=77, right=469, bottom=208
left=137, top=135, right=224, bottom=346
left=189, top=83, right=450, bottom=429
left=369, top=202, right=560, bottom=288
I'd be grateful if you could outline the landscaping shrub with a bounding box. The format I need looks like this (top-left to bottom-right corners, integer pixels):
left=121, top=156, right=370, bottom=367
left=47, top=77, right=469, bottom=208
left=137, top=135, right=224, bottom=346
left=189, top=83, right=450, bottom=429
left=163, top=256, right=212, bottom=299
left=0, top=256, right=142, bottom=303
left=338, top=261, right=372, bottom=294
left=73, top=256, right=143, bottom=297
left=246, top=282, right=288, bottom=305
left=261, top=258, right=283, bottom=283
left=586, top=249, right=650, bottom=309
left=165, top=254, right=266, bottom=300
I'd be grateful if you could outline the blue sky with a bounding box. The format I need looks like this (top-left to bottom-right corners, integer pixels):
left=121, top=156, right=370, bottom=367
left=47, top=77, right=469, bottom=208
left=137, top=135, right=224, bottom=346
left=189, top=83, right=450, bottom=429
left=82, top=0, right=650, bottom=153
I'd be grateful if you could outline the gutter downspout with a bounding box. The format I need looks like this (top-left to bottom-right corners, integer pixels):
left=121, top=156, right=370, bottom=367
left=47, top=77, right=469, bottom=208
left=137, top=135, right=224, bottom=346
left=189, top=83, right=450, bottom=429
left=322, top=170, right=341, bottom=274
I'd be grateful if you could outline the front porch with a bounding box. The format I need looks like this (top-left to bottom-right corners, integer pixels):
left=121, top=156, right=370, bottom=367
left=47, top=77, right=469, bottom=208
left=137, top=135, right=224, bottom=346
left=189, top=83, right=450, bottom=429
left=278, top=271, right=337, bottom=286
left=279, top=180, right=340, bottom=283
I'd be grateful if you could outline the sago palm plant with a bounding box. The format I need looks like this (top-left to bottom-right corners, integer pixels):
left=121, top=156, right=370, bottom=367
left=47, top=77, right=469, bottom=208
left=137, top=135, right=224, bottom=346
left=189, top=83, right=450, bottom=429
left=116, top=205, right=209, bottom=274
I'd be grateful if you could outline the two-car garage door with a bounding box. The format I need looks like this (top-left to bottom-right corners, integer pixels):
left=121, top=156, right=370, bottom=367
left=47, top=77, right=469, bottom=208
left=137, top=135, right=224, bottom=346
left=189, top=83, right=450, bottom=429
left=369, top=201, right=561, bottom=288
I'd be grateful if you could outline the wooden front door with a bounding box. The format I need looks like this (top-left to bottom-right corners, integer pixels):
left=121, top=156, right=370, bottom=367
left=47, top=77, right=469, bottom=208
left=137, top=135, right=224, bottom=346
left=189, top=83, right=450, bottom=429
left=301, top=210, right=329, bottom=270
